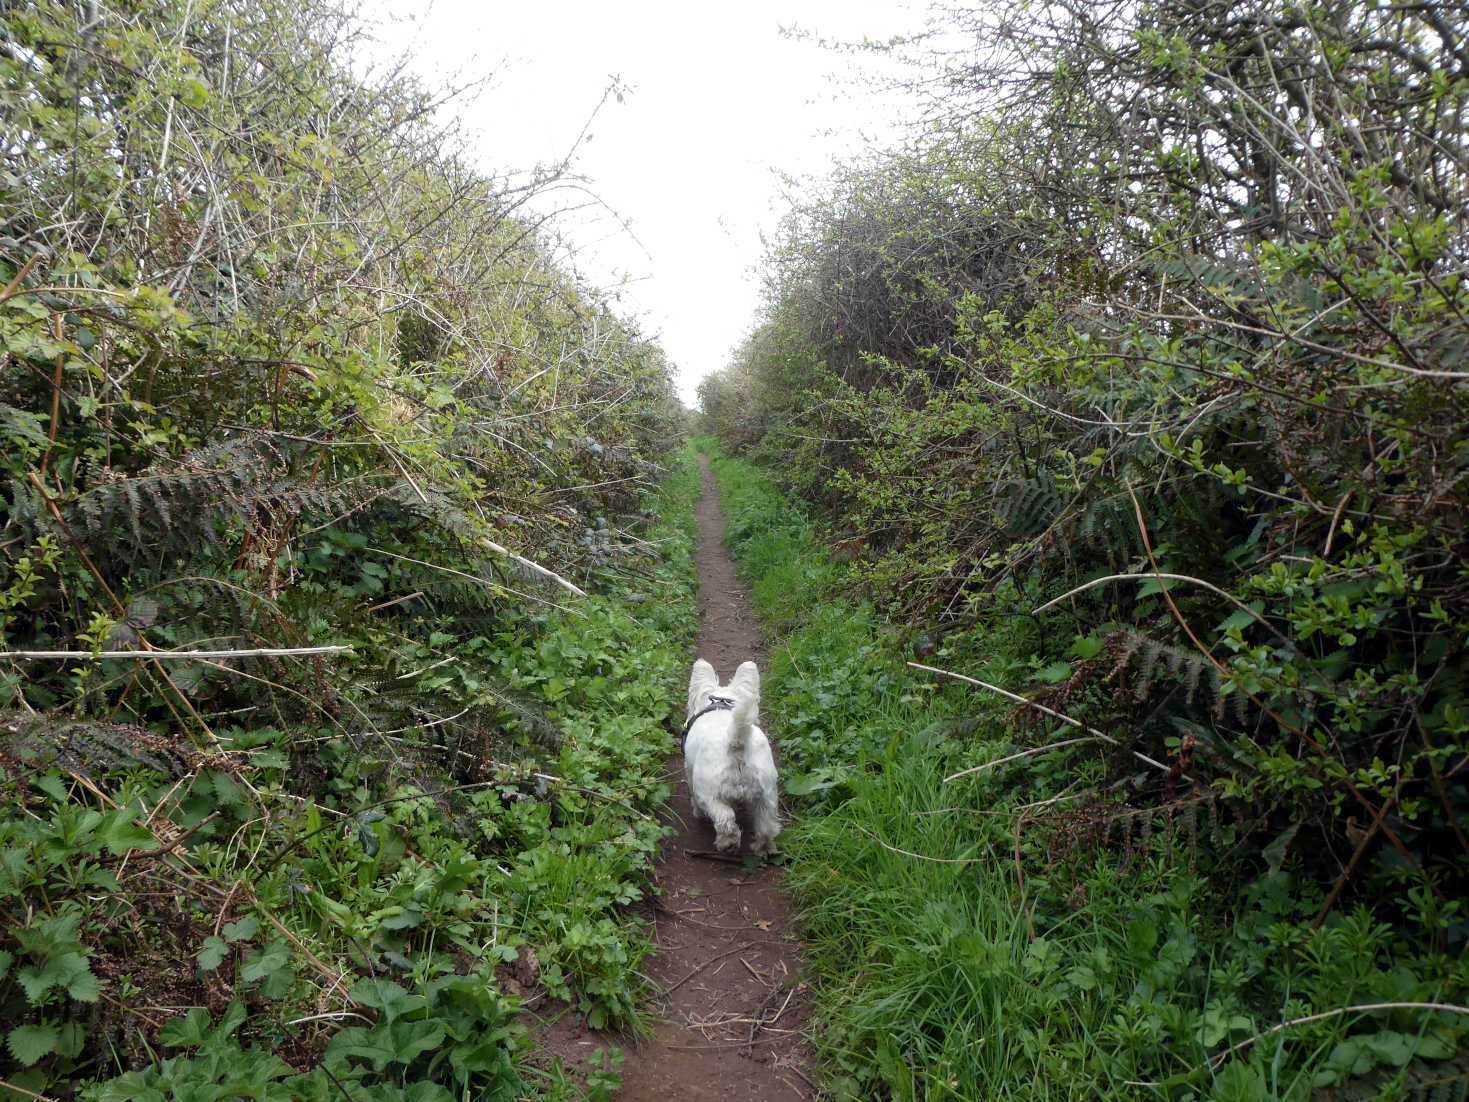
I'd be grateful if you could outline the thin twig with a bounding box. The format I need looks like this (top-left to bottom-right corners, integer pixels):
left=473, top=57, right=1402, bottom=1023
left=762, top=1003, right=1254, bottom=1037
left=0, top=646, right=353, bottom=660
left=908, top=662, right=1178, bottom=778
left=665, top=942, right=758, bottom=994
left=1128, top=1001, right=1469, bottom=1087
left=943, top=736, right=1103, bottom=782
left=0, top=1077, right=59, bottom=1102
left=853, top=821, right=987, bottom=864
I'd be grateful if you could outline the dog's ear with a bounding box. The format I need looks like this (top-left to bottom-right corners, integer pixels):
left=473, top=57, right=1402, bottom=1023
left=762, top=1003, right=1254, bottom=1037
left=688, top=659, right=718, bottom=716
left=731, top=661, right=760, bottom=698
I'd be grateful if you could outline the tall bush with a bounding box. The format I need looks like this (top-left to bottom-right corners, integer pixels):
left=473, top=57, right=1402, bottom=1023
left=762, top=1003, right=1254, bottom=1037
left=712, top=0, right=1468, bottom=935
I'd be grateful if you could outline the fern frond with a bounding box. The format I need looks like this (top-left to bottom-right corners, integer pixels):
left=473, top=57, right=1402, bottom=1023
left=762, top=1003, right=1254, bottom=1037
left=1106, top=628, right=1222, bottom=708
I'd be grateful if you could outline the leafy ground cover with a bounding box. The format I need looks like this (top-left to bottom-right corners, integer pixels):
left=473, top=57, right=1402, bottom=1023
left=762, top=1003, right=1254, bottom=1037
left=0, top=453, right=699, bottom=1099
left=702, top=439, right=1469, bottom=1100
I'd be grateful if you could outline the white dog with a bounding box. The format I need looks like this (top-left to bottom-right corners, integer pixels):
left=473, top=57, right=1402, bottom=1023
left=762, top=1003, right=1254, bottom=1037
left=683, top=659, right=781, bottom=855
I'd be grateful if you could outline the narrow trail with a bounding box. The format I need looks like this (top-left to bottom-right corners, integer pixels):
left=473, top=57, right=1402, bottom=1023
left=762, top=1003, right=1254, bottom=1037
left=613, top=454, right=815, bottom=1100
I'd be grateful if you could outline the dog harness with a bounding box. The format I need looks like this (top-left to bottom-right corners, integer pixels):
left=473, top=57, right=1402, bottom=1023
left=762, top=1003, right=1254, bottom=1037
left=682, top=695, right=736, bottom=748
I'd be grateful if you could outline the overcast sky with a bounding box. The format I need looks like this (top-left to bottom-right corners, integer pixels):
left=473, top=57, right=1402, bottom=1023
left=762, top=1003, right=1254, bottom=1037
left=358, top=1, right=922, bottom=405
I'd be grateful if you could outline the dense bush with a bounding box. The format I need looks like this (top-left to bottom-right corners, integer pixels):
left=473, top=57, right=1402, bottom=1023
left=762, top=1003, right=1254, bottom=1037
left=0, top=0, right=689, bottom=1095
left=701, top=0, right=1469, bottom=1091
left=706, top=0, right=1468, bottom=932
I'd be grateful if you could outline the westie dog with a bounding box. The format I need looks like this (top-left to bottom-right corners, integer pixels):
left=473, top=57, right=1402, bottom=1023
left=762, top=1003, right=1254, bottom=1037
left=682, top=658, right=781, bottom=855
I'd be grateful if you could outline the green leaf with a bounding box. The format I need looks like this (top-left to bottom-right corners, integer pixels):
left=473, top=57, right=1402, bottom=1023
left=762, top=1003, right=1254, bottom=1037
left=33, top=772, right=68, bottom=802
left=1216, top=607, right=1258, bottom=635
left=209, top=770, right=245, bottom=806
left=1363, top=1030, right=1414, bottom=1067
left=240, top=940, right=289, bottom=982
left=196, top=936, right=228, bottom=972
left=7, top=1023, right=58, bottom=1065
left=87, top=1073, right=166, bottom=1102
left=18, top=961, right=60, bottom=1003
left=66, top=960, right=99, bottom=1002
left=98, top=808, right=159, bottom=855
left=159, top=1007, right=213, bottom=1047
left=1126, top=921, right=1159, bottom=958
left=1072, top=633, right=1105, bottom=659
left=351, top=977, right=410, bottom=1015
left=1261, top=823, right=1300, bottom=875
left=222, top=915, right=259, bottom=943
left=1034, top=661, right=1071, bottom=684
left=15, top=911, right=81, bottom=957
left=326, top=1026, right=397, bottom=1071
left=388, top=1019, right=446, bottom=1064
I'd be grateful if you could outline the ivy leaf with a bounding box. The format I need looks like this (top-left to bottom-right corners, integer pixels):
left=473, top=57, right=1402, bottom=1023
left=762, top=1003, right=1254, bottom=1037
left=7, top=1023, right=58, bottom=1065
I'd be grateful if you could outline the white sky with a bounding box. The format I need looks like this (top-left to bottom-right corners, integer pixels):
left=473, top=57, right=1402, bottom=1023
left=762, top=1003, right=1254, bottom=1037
left=357, top=1, right=921, bottom=405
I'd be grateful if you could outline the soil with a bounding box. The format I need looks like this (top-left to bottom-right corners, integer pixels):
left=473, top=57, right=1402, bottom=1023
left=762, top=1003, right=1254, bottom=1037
left=527, top=455, right=816, bottom=1100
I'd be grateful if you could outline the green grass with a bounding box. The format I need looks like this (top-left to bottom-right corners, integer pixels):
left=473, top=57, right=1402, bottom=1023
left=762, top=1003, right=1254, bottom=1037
left=701, top=444, right=1469, bottom=1102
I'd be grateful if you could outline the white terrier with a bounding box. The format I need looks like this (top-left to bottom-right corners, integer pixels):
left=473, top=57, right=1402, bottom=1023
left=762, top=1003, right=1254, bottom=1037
left=683, top=659, right=781, bottom=855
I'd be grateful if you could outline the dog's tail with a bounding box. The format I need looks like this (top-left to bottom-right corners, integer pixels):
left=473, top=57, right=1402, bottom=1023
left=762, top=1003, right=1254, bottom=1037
left=728, top=690, right=759, bottom=757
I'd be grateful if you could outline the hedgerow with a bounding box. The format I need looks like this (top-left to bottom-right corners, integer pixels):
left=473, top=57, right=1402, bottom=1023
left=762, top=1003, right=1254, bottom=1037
left=700, top=0, right=1469, bottom=1095
left=0, top=1, right=692, bottom=1096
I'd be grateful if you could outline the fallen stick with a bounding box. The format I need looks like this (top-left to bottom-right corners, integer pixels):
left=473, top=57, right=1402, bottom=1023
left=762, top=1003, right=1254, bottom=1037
left=0, top=646, right=353, bottom=660
left=683, top=849, right=753, bottom=864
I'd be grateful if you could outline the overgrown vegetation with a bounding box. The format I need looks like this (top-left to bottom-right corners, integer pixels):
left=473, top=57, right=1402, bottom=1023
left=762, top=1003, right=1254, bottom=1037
left=707, top=442, right=1469, bottom=1100
left=0, top=1, right=694, bottom=1096
left=699, top=0, right=1469, bottom=1095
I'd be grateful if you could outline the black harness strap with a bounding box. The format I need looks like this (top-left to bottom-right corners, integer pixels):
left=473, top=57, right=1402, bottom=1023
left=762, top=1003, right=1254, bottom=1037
left=682, top=695, right=736, bottom=747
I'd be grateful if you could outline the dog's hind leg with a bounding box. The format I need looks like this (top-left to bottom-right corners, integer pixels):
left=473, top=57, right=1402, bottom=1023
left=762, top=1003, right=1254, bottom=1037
left=707, top=799, right=741, bottom=853
left=749, top=805, right=782, bottom=855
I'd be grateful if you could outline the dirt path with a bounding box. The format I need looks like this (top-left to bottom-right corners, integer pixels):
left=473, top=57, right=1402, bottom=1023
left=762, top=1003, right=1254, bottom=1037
left=610, top=455, right=815, bottom=1100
